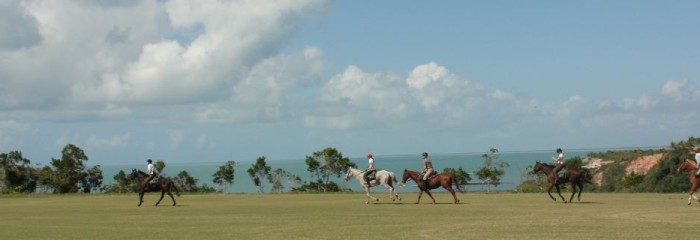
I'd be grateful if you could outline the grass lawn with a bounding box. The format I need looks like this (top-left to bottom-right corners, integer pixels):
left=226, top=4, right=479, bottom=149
left=0, top=192, right=697, bottom=239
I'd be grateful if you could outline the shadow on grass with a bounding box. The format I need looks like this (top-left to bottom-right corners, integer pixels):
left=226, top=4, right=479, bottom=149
left=569, top=201, right=603, bottom=204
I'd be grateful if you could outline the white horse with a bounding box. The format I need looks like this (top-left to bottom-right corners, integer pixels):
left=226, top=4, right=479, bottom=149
left=344, top=167, right=401, bottom=204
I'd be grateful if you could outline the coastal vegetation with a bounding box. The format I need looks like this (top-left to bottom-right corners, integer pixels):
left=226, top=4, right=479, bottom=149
left=517, top=136, right=700, bottom=194
left=2, top=137, right=699, bottom=195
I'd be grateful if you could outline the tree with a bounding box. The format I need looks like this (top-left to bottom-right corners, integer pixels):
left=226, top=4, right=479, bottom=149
left=213, top=161, right=235, bottom=193
left=443, top=167, right=471, bottom=190
left=302, top=147, right=356, bottom=192
left=174, top=170, right=198, bottom=192
left=49, top=144, right=89, bottom=193
left=247, top=156, right=271, bottom=193
left=474, top=148, right=509, bottom=192
left=621, top=172, right=644, bottom=192
left=173, top=170, right=215, bottom=193
left=105, top=170, right=134, bottom=193
left=155, top=160, right=166, bottom=174
left=82, top=165, right=104, bottom=193
left=0, top=151, right=36, bottom=193
left=35, top=165, right=54, bottom=193
left=269, top=168, right=301, bottom=193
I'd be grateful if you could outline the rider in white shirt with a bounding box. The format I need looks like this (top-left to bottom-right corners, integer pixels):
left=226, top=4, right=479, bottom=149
left=692, top=147, right=700, bottom=176
left=144, top=159, right=158, bottom=188
left=362, top=153, right=376, bottom=187
left=552, top=148, right=564, bottom=183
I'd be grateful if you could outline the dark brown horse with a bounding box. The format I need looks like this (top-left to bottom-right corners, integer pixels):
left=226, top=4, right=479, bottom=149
left=532, top=161, right=591, bottom=203
left=677, top=159, right=700, bottom=205
left=128, top=169, right=181, bottom=207
left=401, top=169, right=461, bottom=204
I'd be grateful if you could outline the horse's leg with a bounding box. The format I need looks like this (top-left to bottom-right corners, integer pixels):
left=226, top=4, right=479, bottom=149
left=568, top=181, right=577, bottom=203
left=382, top=182, right=396, bottom=202
left=576, top=181, right=584, bottom=202
left=546, top=184, right=557, bottom=201
left=416, top=190, right=423, bottom=204
left=424, top=189, right=436, bottom=204
left=446, top=185, right=459, bottom=204
left=689, top=186, right=698, bottom=205
left=166, top=189, right=176, bottom=206
left=155, top=190, right=165, bottom=206
left=138, top=190, right=144, bottom=207
left=554, top=184, right=566, bottom=203
left=365, top=185, right=378, bottom=204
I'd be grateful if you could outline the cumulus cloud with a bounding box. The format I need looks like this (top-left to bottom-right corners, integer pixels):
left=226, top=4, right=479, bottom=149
left=311, top=62, right=495, bottom=129
left=0, top=0, right=327, bottom=121
left=194, top=46, right=326, bottom=123
left=0, top=0, right=41, bottom=50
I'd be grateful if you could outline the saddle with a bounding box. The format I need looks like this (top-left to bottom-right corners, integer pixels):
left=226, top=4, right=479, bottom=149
left=365, top=170, right=377, bottom=181
left=419, top=171, right=438, bottom=180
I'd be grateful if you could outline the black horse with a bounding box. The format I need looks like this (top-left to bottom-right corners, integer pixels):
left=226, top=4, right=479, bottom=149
left=128, top=169, right=181, bottom=207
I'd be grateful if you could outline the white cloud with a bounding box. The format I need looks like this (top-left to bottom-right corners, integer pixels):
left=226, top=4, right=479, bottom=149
left=168, top=129, right=184, bottom=149
left=0, top=0, right=41, bottom=50
left=194, top=134, right=208, bottom=150
left=194, top=46, right=326, bottom=123
left=0, top=0, right=327, bottom=122
left=0, top=120, right=38, bottom=147
left=87, top=132, right=131, bottom=149
left=406, top=62, right=482, bottom=112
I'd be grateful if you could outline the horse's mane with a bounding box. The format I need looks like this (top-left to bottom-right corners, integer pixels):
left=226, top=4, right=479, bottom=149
left=133, top=169, right=147, bottom=175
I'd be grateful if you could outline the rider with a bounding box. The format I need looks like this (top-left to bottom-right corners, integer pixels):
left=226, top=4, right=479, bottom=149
left=552, top=148, right=565, bottom=183
left=691, top=147, right=700, bottom=176
left=421, top=152, right=434, bottom=189
left=143, top=159, right=158, bottom=189
left=362, top=153, right=376, bottom=187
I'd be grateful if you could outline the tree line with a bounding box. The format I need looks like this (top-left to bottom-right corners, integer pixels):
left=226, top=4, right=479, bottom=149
left=3, top=145, right=515, bottom=194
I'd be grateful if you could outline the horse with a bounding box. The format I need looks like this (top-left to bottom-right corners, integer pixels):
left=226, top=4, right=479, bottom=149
left=128, top=169, right=181, bottom=207
left=401, top=169, right=461, bottom=204
left=677, top=159, right=700, bottom=205
left=532, top=161, right=591, bottom=203
left=344, top=167, right=401, bottom=204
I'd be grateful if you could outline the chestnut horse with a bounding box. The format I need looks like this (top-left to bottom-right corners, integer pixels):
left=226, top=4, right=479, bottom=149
left=676, top=159, right=700, bottom=205
left=532, top=161, right=591, bottom=203
left=401, top=169, right=461, bottom=204
left=128, top=169, right=181, bottom=207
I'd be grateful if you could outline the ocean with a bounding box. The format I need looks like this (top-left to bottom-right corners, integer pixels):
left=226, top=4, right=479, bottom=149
left=100, top=150, right=593, bottom=193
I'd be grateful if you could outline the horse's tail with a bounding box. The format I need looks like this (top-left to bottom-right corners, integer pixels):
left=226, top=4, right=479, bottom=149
left=451, top=174, right=463, bottom=193
left=170, top=181, right=181, bottom=197
left=583, top=171, right=593, bottom=184
left=392, top=173, right=404, bottom=187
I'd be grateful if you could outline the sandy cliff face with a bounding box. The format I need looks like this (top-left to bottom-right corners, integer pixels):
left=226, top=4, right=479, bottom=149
left=587, top=153, right=664, bottom=186
left=625, top=153, right=664, bottom=175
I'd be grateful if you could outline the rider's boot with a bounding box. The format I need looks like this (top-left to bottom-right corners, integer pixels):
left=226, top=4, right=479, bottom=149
left=423, top=179, right=429, bottom=189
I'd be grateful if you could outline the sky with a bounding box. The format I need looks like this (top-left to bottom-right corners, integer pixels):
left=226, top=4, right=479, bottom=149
left=0, top=0, right=699, bottom=166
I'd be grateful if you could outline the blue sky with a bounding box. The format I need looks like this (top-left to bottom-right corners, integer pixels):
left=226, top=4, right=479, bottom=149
left=0, top=0, right=698, bottom=166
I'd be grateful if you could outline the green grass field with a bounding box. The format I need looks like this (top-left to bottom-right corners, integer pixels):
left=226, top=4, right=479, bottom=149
left=1, top=192, right=697, bottom=239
